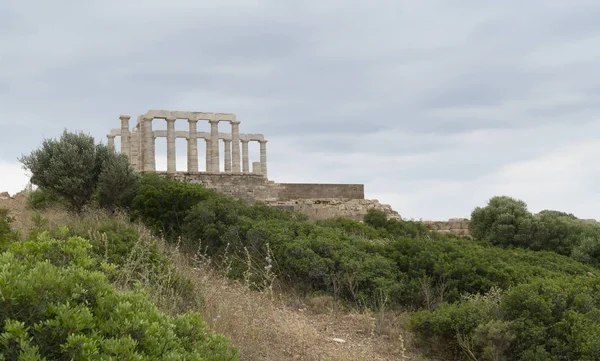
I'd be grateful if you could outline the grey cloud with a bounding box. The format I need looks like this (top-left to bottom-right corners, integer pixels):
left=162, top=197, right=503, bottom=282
left=2, top=0, right=600, bottom=218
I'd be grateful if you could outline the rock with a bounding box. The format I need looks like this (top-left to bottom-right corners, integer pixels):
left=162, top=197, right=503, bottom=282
left=332, top=338, right=346, bottom=343
left=0, top=192, right=11, bottom=200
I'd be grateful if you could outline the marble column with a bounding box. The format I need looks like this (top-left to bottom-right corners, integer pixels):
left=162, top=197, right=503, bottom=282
left=230, top=120, right=241, bottom=173
left=151, top=135, right=156, bottom=171
left=143, top=118, right=155, bottom=172
left=129, top=130, right=139, bottom=170
left=241, top=140, right=249, bottom=173
left=252, top=161, right=261, bottom=174
left=187, top=119, right=199, bottom=173
left=166, top=118, right=176, bottom=174
left=107, top=135, right=115, bottom=150
left=209, top=120, right=220, bottom=173
left=204, top=138, right=211, bottom=172
left=223, top=139, right=232, bottom=173
left=259, top=140, right=268, bottom=177
left=120, top=115, right=131, bottom=156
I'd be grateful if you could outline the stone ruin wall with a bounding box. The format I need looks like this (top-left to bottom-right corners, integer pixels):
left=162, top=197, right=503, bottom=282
left=421, top=218, right=471, bottom=237
left=171, top=172, right=400, bottom=221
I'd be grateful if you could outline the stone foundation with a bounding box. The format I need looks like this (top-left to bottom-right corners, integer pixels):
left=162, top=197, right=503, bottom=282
left=276, top=183, right=364, bottom=201
left=163, top=172, right=399, bottom=221
left=421, top=218, right=471, bottom=237
left=268, top=198, right=401, bottom=221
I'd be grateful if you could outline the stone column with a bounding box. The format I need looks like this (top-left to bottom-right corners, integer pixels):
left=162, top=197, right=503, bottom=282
left=129, top=130, right=139, bottom=170
left=187, top=119, right=199, bottom=173
left=241, top=140, right=249, bottom=173
left=120, top=115, right=131, bottom=156
left=204, top=138, right=211, bottom=172
left=107, top=135, right=115, bottom=150
left=209, top=120, right=220, bottom=173
left=166, top=118, right=176, bottom=174
left=223, top=139, right=232, bottom=173
left=252, top=161, right=261, bottom=174
left=230, top=120, right=241, bottom=173
left=143, top=117, right=155, bottom=172
left=151, top=135, right=156, bottom=171
left=259, top=140, right=268, bottom=177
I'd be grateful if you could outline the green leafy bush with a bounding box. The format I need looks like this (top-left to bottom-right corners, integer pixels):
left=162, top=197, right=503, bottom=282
left=0, top=208, right=15, bottom=250
left=0, top=235, right=239, bottom=360
left=131, top=174, right=214, bottom=238
left=27, top=212, right=199, bottom=312
left=411, top=277, right=600, bottom=361
left=26, top=188, right=65, bottom=210
left=470, top=196, right=600, bottom=266
left=470, top=196, right=535, bottom=248
left=20, top=130, right=138, bottom=212
left=94, top=152, right=140, bottom=210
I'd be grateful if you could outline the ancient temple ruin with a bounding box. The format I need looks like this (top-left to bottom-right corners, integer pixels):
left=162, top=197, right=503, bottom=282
left=108, top=109, right=402, bottom=222
left=108, top=110, right=268, bottom=176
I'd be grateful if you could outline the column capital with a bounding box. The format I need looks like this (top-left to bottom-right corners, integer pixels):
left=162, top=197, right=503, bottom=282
left=119, top=115, right=131, bottom=121
left=223, top=139, right=232, bottom=143
left=166, top=117, right=176, bottom=123
left=107, top=134, right=116, bottom=139
left=209, top=119, right=220, bottom=125
left=230, top=120, right=241, bottom=125
left=240, top=139, right=249, bottom=144
left=259, top=140, right=268, bottom=144
left=188, top=118, right=199, bottom=124
left=143, top=117, right=153, bottom=122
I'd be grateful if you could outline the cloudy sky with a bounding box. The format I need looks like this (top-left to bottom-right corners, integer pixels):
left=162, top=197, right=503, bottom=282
left=1, top=0, right=599, bottom=220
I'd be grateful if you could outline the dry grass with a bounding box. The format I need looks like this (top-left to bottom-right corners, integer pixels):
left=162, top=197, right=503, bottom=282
left=1, top=193, right=430, bottom=361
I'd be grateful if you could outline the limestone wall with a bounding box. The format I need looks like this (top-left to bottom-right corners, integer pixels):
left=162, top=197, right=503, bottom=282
left=421, top=218, right=471, bottom=237
left=277, top=183, right=364, bottom=201
left=163, top=173, right=394, bottom=221
left=170, top=172, right=277, bottom=202
left=268, top=198, right=401, bottom=221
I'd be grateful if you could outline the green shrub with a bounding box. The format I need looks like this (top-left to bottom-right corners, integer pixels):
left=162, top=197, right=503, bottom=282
left=94, top=152, right=140, bottom=210
left=470, top=196, right=600, bottom=262
left=470, top=196, right=535, bottom=248
left=571, top=236, right=600, bottom=268
left=411, top=277, right=600, bottom=361
left=0, top=208, right=16, bottom=250
left=20, top=130, right=138, bottom=212
left=0, top=236, right=239, bottom=360
left=364, top=209, right=388, bottom=228
left=26, top=188, right=65, bottom=210
left=131, top=174, right=214, bottom=238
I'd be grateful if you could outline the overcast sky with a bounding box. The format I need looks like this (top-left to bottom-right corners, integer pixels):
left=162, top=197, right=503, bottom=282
left=1, top=0, right=599, bottom=220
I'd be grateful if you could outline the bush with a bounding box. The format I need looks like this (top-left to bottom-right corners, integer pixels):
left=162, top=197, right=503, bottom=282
left=470, top=196, right=535, bottom=248
left=94, top=152, right=140, bottom=210
left=0, top=208, right=15, bottom=250
left=571, top=236, right=600, bottom=268
left=26, top=188, right=65, bottom=210
left=27, top=212, right=200, bottom=313
left=131, top=174, right=214, bottom=238
left=364, top=209, right=388, bottom=228
left=411, top=276, right=600, bottom=361
left=0, top=235, right=239, bottom=360
left=20, top=130, right=137, bottom=212
left=469, top=196, right=600, bottom=260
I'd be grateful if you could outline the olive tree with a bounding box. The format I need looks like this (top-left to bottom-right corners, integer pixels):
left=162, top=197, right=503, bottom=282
left=20, top=130, right=138, bottom=211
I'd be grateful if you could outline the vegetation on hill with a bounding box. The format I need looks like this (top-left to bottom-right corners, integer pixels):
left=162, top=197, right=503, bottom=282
left=0, top=208, right=238, bottom=360
left=6, top=130, right=600, bottom=360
